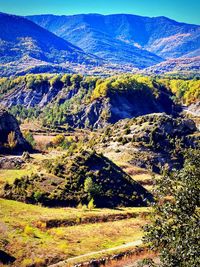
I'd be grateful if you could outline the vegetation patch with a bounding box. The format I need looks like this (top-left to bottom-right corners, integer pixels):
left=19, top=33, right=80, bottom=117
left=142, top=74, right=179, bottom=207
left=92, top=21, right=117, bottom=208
left=2, top=150, right=152, bottom=207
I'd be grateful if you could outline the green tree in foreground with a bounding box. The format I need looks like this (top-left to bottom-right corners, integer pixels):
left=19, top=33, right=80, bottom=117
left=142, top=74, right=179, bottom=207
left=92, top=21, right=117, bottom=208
left=142, top=149, right=200, bottom=267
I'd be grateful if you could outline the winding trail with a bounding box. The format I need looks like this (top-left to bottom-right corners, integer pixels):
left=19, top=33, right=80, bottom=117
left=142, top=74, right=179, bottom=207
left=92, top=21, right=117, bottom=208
left=48, top=239, right=142, bottom=267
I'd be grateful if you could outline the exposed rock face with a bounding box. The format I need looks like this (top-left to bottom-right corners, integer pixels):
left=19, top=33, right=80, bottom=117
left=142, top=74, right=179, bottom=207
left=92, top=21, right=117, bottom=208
left=0, top=109, right=31, bottom=153
left=1, top=83, right=80, bottom=108
left=65, top=99, right=111, bottom=128
left=187, top=102, right=200, bottom=117
left=65, top=88, right=175, bottom=129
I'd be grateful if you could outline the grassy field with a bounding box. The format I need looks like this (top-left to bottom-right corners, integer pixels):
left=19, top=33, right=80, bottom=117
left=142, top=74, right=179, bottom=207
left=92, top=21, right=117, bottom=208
left=0, top=152, right=66, bottom=190
left=0, top=198, right=148, bottom=267
left=0, top=148, right=153, bottom=266
left=0, top=165, right=37, bottom=190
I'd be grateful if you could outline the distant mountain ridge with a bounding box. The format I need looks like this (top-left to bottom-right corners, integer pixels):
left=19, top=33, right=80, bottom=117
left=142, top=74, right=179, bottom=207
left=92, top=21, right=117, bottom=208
left=28, top=13, right=200, bottom=63
left=0, top=12, right=99, bottom=65
left=0, top=12, right=199, bottom=76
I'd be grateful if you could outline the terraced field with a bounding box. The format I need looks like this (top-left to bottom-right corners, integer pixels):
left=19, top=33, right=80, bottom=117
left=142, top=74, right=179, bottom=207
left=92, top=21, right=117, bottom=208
left=0, top=198, right=149, bottom=266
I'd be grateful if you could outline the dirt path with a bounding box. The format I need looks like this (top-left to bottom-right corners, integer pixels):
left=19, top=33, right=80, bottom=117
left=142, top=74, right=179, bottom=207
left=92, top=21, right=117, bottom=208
left=48, top=240, right=142, bottom=267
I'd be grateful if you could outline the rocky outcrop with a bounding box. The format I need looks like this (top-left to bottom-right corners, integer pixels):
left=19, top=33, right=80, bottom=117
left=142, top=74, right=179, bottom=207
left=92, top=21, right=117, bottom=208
left=0, top=157, right=24, bottom=169
left=1, top=83, right=80, bottom=108
left=65, top=99, right=111, bottom=128
left=0, top=109, right=32, bottom=153
left=65, top=87, right=175, bottom=129
left=187, top=102, right=200, bottom=117
left=95, top=113, right=199, bottom=171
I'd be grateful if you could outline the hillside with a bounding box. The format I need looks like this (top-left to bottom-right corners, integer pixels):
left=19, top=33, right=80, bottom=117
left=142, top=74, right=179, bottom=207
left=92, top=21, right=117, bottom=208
left=0, top=109, right=31, bottom=154
left=93, top=113, right=199, bottom=172
left=0, top=12, right=199, bottom=76
left=0, top=13, right=99, bottom=70
left=0, top=74, right=178, bottom=129
left=143, top=56, right=200, bottom=75
left=2, top=150, right=153, bottom=207
left=28, top=14, right=200, bottom=64
left=27, top=14, right=165, bottom=69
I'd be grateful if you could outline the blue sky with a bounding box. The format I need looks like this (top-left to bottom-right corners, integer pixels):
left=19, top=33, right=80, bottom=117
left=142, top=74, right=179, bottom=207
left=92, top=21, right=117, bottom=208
left=0, top=0, right=199, bottom=25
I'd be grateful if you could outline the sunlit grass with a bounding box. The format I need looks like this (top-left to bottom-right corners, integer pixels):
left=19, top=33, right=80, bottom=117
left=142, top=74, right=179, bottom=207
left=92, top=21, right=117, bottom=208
left=0, top=166, right=36, bottom=189
left=0, top=198, right=149, bottom=266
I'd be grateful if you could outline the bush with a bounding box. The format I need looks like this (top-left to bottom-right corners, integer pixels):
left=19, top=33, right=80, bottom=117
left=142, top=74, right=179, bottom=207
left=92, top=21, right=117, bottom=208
left=52, top=134, right=65, bottom=147
left=22, top=151, right=31, bottom=161
left=7, top=131, right=17, bottom=149
left=23, top=131, right=35, bottom=148
left=24, top=225, right=35, bottom=237
left=84, top=177, right=102, bottom=199
left=33, top=191, right=43, bottom=202
left=88, top=198, right=95, bottom=210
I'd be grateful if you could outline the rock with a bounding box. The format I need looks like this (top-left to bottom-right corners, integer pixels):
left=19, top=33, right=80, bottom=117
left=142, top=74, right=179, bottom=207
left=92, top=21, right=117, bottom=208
left=187, top=102, right=200, bottom=117
left=66, top=99, right=111, bottom=129
left=0, top=157, right=24, bottom=169
left=0, top=109, right=32, bottom=153
left=65, top=86, right=175, bottom=129
left=0, top=250, right=16, bottom=264
left=95, top=113, right=199, bottom=172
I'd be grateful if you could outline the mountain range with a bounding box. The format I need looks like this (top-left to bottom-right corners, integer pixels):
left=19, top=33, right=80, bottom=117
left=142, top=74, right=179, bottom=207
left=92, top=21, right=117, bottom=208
left=0, top=12, right=98, bottom=66
left=28, top=14, right=200, bottom=60
left=0, top=12, right=199, bottom=76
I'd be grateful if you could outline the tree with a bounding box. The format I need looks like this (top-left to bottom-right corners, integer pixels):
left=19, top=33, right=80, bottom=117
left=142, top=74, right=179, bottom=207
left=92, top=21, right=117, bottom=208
left=84, top=177, right=102, bottom=200
left=142, top=149, right=200, bottom=267
left=7, top=131, right=17, bottom=150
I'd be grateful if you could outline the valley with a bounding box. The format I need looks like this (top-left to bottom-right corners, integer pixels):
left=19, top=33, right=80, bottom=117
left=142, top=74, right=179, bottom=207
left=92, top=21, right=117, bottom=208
left=0, top=4, right=199, bottom=266
left=0, top=72, right=199, bottom=266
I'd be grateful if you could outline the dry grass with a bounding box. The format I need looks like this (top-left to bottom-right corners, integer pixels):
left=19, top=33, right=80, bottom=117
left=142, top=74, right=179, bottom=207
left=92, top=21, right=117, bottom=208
left=0, top=198, right=149, bottom=267
left=33, top=134, right=54, bottom=145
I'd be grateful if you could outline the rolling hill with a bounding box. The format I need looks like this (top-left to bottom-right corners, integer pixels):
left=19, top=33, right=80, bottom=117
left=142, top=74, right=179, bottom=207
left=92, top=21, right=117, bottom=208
left=143, top=56, right=200, bottom=74
left=2, top=150, right=153, bottom=207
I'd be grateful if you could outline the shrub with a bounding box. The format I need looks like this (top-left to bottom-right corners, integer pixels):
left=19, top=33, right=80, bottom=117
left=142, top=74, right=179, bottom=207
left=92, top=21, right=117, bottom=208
left=24, top=225, right=35, bottom=237
left=81, top=204, right=88, bottom=211
left=23, top=130, right=35, bottom=147
left=52, top=134, right=65, bottom=147
left=22, top=258, right=33, bottom=267
left=142, top=149, right=200, bottom=267
left=22, top=151, right=31, bottom=161
left=88, top=198, right=96, bottom=210
left=33, top=191, right=42, bottom=202
left=7, top=131, right=17, bottom=149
